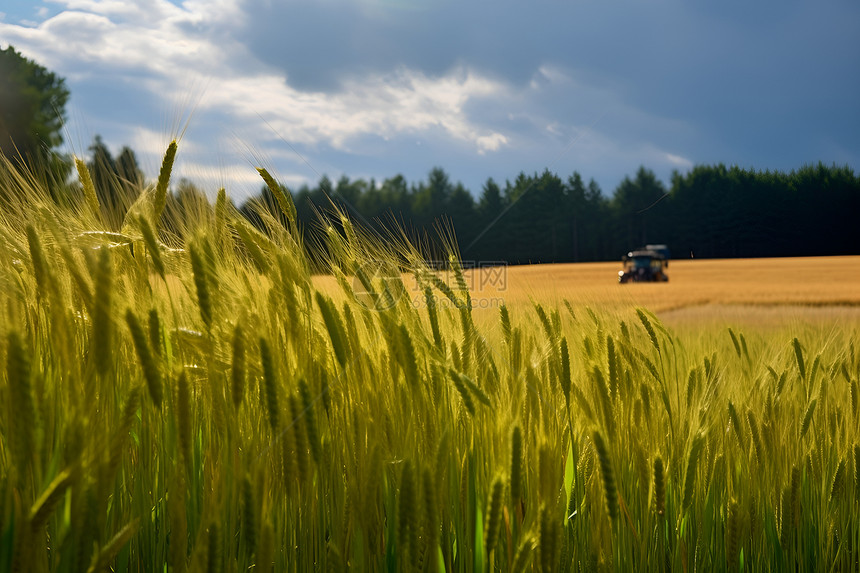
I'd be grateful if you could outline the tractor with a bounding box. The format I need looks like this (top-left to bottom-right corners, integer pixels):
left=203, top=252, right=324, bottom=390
left=618, top=245, right=669, bottom=283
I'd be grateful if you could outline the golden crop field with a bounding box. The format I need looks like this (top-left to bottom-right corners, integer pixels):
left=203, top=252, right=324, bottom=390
left=376, top=255, right=860, bottom=337
left=2, top=144, right=859, bottom=572
left=464, top=256, right=860, bottom=311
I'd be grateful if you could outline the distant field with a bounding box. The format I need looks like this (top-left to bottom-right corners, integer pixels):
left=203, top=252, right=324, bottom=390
left=318, top=255, right=860, bottom=330
left=457, top=255, right=860, bottom=325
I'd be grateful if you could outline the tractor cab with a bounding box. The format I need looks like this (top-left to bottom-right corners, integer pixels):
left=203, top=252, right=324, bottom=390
left=618, top=248, right=669, bottom=283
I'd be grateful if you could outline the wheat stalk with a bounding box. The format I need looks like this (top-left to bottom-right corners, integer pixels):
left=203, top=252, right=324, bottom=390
left=75, top=157, right=102, bottom=221
left=654, top=456, right=665, bottom=516
left=682, top=434, right=704, bottom=510
left=316, top=292, right=348, bottom=367
left=231, top=323, right=246, bottom=408
left=29, top=469, right=73, bottom=532
left=398, top=460, right=418, bottom=568
left=800, top=398, right=817, bottom=440
left=189, top=242, right=213, bottom=328
left=259, top=337, right=280, bottom=431
left=592, top=431, right=617, bottom=521
left=241, top=475, right=257, bottom=555
left=5, top=331, right=35, bottom=472
left=299, top=378, right=322, bottom=464
left=484, top=476, right=505, bottom=557
left=91, top=248, right=113, bottom=377
left=126, top=309, right=162, bottom=407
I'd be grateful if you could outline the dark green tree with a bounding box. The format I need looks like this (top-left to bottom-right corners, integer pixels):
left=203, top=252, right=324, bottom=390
left=116, top=145, right=144, bottom=195
left=412, top=167, right=454, bottom=228
left=163, top=178, right=212, bottom=236
left=566, top=172, right=609, bottom=262
left=610, top=167, right=668, bottom=255
left=469, top=178, right=507, bottom=261
left=86, top=135, right=144, bottom=228
left=0, top=46, right=70, bottom=176
left=478, top=178, right=504, bottom=221
left=234, top=161, right=859, bottom=264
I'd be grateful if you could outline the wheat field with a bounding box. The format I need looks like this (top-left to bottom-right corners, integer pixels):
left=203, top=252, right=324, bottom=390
left=1, top=143, right=859, bottom=572
left=457, top=256, right=860, bottom=311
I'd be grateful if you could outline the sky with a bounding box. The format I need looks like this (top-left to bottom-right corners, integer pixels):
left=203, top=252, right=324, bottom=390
left=1, top=0, right=858, bottom=203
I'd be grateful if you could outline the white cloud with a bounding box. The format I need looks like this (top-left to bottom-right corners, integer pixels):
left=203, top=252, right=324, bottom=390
left=205, top=66, right=510, bottom=154
left=476, top=133, right=508, bottom=154
left=0, top=0, right=740, bottom=199
left=665, top=152, right=693, bottom=169
left=3, top=0, right=511, bottom=168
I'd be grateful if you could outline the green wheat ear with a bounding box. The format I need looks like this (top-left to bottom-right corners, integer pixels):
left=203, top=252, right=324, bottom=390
left=653, top=456, right=665, bottom=516
left=448, top=368, right=476, bottom=416
left=6, top=331, right=35, bottom=471
left=206, top=522, right=222, bottom=573
left=636, top=308, right=660, bottom=353
left=316, top=292, right=348, bottom=367
left=91, top=247, right=113, bottom=377
left=75, top=157, right=102, bottom=221
left=153, top=140, right=177, bottom=223
left=682, top=435, right=704, bottom=510
left=726, top=499, right=741, bottom=570
left=26, top=224, right=53, bottom=300
left=510, top=425, right=523, bottom=503
left=539, top=503, right=560, bottom=570
left=424, top=287, right=443, bottom=349
left=422, top=467, right=439, bottom=571
left=793, top=337, right=806, bottom=381
left=241, top=475, right=258, bottom=556
left=189, top=242, right=213, bottom=328
left=560, top=336, right=571, bottom=406
left=607, top=335, right=619, bottom=397
left=259, top=337, right=280, bottom=432
left=499, top=303, right=512, bottom=343
left=289, top=394, right=309, bottom=486
left=398, top=459, right=418, bottom=567
left=89, top=520, right=141, bottom=573
left=830, top=458, right=846, bottom=503
left=299, top=378, right=322, bottom=464
left=484, top=476, right=505, bottom=557
left=257, top=167, right=296, bottom=226
left=106, top=386, right=142, bottom=485
left=126, top=309, right=162, bottom=408
left=727, top=400, right=745, bottom=449
left=257, top=522, right=274, bottom=573
left=137, top=215, right=165, bottom=279
left=29, top=469, right=73, bottom=532
left=214, top=187, right=228, bottom=244
left=800, top=398, right=817, bottom=440
left=592, top=431, right=617, bottom=521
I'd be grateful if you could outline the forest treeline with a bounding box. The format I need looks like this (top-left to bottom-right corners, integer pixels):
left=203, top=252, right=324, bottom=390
left=3, top=134, right=857, bottom=264
left=244, top=162, right=860, bottom=263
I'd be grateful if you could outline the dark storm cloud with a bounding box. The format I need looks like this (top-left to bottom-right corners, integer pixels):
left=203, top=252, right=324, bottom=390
left=239, top=0, right=859, bottom=170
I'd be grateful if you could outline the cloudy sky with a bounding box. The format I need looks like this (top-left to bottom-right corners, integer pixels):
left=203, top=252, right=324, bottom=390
left=2, top=0, right=858, bottom=202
